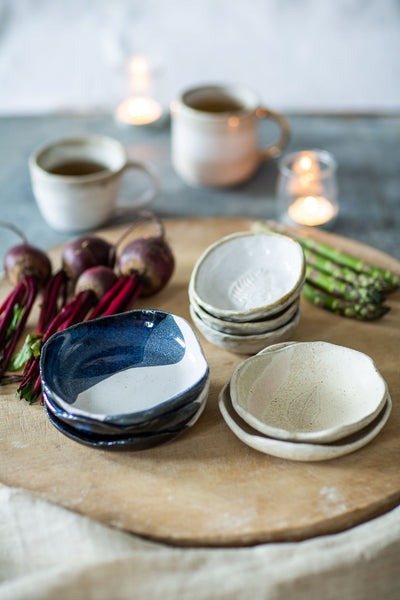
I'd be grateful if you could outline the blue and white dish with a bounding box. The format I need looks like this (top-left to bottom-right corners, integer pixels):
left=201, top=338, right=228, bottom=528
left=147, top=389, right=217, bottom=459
left=40, top=309, right=209, bottom=427
left=43, top=380, right=209, bottom=436
left=45, top=393, right=207, bottom=450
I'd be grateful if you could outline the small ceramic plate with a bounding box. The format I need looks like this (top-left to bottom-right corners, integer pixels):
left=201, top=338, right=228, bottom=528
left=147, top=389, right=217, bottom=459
left=219, top=383, right=391, bottom=462
left=40, top=309, right=209, bottom=425
left=45, top=390, right=207, bottom=450
left=190, top=296, right=300, bottom=335
left=189, top=231, right=305, bottom=322
left=230, top=341, right=388, bottom=442
left=44, top=381, right=209, bottom=437
left=190, top=304, right=301, bottom=355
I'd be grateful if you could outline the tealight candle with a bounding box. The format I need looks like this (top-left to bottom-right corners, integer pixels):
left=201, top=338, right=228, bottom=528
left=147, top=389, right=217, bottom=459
left=116, top=97, right=163, bottom=125
left=288, top=195, right=337, bottom=226
left=115, top=55, right=164, bottom=126
left=277, top=149, right=338, bottom=228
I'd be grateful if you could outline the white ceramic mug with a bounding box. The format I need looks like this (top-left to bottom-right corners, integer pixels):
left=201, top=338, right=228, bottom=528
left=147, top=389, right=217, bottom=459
left=171, top=84, right=290, bottom=188
left=29, top=135, right=159, bottom=232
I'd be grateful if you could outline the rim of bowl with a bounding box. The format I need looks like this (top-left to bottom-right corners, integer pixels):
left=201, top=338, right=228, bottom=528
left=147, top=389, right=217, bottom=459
left=188, top=231, right=306, bottom=322
left=190, top=296, right=300, bottom=334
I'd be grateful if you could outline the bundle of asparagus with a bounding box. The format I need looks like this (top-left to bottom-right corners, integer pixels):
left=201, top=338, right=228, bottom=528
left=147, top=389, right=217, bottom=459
left=253, top=221, right=399, bottom=321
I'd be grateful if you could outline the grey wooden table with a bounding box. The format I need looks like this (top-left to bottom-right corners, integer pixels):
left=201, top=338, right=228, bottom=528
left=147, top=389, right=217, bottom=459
left=0, top=113, right=399, bottom=260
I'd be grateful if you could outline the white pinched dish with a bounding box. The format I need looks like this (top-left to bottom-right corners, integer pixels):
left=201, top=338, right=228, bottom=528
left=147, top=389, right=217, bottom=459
left=219, top=382, right=392, bottom=462
left=188, top=231, right=306, bottom=322
left=190, top=304, right=301, bottom=355
left=190, top=296, right=300, bottom=335
left=230, top=341, right=389, bottom=443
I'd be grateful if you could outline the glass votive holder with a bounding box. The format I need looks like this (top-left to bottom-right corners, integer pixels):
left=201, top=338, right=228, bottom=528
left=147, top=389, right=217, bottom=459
left=276, top=149, right=338, bottom=228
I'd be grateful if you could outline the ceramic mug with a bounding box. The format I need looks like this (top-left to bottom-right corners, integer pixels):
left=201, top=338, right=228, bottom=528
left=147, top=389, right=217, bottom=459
left=171, top=84, right=290, bottom=188
left=29, top=135, right=159, bottom=232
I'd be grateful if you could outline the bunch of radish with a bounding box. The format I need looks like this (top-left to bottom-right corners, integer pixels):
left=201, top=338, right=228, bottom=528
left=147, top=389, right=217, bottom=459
left=0, top=214, right=175, bottom=403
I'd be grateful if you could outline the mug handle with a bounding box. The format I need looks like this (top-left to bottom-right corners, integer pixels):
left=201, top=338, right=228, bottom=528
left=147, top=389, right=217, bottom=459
left=121, top=160, right=160, bottom=208
left=256, top=107, right=291, bottom=162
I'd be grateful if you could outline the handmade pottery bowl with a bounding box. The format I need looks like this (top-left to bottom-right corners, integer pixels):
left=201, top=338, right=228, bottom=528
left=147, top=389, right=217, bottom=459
left=230, top=341, right=388, bottom=443
left=190, top=304, right=301, bottom=355
left=40, top=309, right=209, bottom=427
left=45, top=392, right=207, bottom=450
left=43, top=381, right=209, bottom=436
left=219, top=382, right=392, bottom=462
left=190, top=296, right=300, bottom=335
left=189, top=231, right=305, bottom=322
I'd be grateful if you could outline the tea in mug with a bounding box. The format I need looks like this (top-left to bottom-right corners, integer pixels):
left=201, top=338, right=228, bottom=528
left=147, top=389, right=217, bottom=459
left=187, top=94, right=244, bottom=113
left=48, top=159, right=109, bottom=176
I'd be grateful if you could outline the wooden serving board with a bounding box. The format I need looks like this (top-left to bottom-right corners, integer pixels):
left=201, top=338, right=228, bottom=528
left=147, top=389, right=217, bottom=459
left=0, top=217, right=399, bottom=546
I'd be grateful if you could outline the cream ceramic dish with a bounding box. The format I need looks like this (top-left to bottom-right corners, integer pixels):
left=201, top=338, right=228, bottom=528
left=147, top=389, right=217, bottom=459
left=219, top=383, right=392, bottom=462
left=190, top=296, right=300, bottom=335
left=190, top=304, right=301, bottom=355
left=188, top=232, right=305, bottom=322
left=230, top=341, right=389, bottom=443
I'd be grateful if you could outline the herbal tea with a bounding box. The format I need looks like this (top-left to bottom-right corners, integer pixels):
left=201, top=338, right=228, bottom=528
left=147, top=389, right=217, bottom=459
left=48, top=159, right=109, bottom=176
left=188, top=95, right=244, bottom=113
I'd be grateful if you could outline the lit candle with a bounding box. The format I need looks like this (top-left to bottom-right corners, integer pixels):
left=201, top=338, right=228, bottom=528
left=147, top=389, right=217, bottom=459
left=115, top=55, right=163, bottom=126
left=288, top=195, right=338, bottom=226
left=116, top=97, right=163, bottom=125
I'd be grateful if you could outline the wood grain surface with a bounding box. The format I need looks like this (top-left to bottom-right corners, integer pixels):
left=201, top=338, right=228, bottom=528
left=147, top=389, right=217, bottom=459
left=0, top=217, right=399, bottom=546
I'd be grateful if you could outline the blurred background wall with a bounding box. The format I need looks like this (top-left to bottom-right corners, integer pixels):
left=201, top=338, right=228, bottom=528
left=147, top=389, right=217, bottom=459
left=0, top=0, right=399, bottom=114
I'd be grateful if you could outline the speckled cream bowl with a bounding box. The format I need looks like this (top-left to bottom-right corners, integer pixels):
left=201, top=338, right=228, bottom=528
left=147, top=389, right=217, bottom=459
left=230, top=341, right=388, bottom=443
left=188, top=231, right=305, bottom=322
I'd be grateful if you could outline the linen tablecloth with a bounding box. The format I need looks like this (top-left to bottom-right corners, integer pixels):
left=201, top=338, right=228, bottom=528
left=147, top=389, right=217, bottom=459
left=1, top=484, right=399, bottom=599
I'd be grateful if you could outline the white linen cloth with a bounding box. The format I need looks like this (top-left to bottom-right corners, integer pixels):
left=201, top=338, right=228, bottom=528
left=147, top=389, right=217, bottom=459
left=1, top=484, right=399, bottom=599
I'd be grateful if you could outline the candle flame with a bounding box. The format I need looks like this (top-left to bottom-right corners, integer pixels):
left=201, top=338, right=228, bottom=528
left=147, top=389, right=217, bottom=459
left=299, top=155, right=313, bottom=171
left=303, top=195, right=318, bottom=214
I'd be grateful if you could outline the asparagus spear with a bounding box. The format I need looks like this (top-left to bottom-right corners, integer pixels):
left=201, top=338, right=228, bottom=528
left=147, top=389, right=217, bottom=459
left=299, top=236, right=398, bottom=291
left=303, top=247, right=377, bottom=289
left=254, top=221, right=399, bottom=292
left=305, top=265, right=384, bottom=304
left=302, top=283, right=390, bottom=321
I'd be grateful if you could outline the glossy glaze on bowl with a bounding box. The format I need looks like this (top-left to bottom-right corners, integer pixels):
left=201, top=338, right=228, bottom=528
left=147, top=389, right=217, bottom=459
left=43, top=381, right=209, bottom=436
left=40, top=310, right=209, bottom=424
left=190, top=304, right=301, bottom=355
left=219, top=382, right=392, bottom=462
left=46, top=394, right=207, bottom=451
left=230, top=341, right=388, bottom=442
left=189, top=232, right=305, bottom=322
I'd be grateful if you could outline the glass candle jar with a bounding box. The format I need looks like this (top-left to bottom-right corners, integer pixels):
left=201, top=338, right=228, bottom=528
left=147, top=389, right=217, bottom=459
left=276, top=149, right=338, bottom=228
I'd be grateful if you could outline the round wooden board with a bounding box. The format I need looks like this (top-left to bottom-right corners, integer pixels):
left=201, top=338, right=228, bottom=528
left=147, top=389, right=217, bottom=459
left=0, top=217, right=399, bottom=547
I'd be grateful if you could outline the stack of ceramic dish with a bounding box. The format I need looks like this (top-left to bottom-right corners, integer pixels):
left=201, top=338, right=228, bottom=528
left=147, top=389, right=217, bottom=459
left=40, top=309, right=209, bottom=450
left=188, top=231, right=306, bottom=354
left=219, top=341, right=391, bottom=461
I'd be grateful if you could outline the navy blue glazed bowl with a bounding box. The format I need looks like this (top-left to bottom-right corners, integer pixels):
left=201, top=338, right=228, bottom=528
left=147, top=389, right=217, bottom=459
left=40, top=309, right=209, bottom=428
left=43, top=381, right=209, bottom=436
left=45, top=399, right=207, bottom=451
